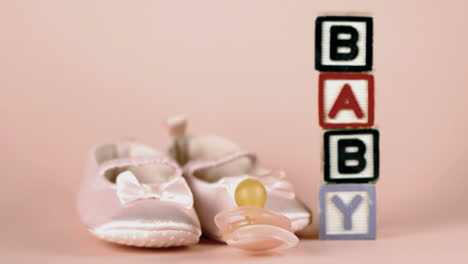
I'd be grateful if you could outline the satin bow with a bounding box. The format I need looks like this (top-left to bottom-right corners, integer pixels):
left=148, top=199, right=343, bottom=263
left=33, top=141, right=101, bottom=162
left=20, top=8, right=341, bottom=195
left=116, top=171, right=193, bottom=209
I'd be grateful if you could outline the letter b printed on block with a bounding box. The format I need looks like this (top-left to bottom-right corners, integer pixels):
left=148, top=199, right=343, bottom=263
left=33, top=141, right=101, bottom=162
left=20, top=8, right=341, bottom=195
left=324, top=129, right=379, bottom=183
left=315, top=16, right=373, bottom=72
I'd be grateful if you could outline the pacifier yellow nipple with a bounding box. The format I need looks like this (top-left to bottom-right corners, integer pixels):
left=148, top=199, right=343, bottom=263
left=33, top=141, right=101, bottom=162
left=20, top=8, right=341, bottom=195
left=234, top=178, right=267, bottom=208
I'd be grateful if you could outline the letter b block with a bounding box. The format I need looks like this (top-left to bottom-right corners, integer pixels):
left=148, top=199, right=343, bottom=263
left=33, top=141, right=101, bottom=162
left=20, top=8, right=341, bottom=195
left=315, top=16, right=373, bottom=72
left=324, top=129, right=379, bottom=183
left=319, top=184, right=376, bottom=240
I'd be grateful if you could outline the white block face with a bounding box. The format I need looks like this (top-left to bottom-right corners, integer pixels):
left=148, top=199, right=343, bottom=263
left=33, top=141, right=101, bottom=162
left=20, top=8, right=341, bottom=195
left=323, top=79, right=369, bottom=124
left=329, top=133, right=374, bottom=180
left=325, top=191, right=369, bottom=235
left=321, top=21, right=368, bottom=66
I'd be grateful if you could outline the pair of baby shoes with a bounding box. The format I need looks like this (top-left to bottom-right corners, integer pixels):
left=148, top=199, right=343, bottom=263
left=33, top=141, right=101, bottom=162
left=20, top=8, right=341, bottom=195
left=78, top=116, right=312, bottom=251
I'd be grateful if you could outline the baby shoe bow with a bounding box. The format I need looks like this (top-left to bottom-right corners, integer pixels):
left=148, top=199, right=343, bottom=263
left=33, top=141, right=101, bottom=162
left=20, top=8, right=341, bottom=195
left=116, top=171, right=193, bottom=209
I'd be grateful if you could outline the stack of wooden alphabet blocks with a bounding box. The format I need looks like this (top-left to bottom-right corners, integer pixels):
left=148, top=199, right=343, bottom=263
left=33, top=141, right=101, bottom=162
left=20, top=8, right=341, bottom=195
left=315, top=15, right=379, bottom=240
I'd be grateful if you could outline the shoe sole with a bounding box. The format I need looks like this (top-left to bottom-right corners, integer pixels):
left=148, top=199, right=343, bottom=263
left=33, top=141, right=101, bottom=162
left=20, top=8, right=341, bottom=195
left=90, top=228, right=200, bottom=248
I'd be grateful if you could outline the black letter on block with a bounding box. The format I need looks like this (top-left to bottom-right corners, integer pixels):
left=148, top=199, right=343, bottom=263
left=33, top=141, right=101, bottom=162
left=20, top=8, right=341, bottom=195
left=338, top=139, right=366, bottom=174
left=315, top=16, right=373, bottom=72
left=330, top=26, right=359, bottom=61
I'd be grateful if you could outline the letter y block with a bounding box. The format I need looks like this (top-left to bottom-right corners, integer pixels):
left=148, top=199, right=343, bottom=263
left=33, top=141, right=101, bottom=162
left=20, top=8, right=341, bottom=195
left=319, top=184, right=376, bottom=240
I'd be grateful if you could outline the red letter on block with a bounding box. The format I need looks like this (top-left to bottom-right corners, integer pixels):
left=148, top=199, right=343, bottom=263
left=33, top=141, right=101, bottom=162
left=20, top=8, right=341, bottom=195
left=328, top=84, right=364, bottom=119
left=319, top=73, right=374, bottom=129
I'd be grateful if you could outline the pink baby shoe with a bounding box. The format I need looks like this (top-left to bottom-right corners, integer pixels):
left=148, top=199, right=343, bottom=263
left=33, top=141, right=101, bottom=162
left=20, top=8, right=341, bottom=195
left=78, top=142, right=201, bottom=247
left=166, top=116, right=312, bottom=251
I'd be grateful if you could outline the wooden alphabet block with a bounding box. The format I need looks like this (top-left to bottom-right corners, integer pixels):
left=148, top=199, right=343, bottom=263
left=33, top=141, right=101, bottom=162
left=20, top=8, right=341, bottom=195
left=319, top=73, right=374, bottom=129
left=319, top=184, right=376, bottom=240
left=324, top=129, right=379, bottom=183
left=315, top=16, right=373, bottom=72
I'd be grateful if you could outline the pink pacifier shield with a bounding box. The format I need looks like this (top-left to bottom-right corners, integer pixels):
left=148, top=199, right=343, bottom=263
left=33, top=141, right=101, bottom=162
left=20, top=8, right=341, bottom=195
left=214, top=206, right=299, bottom=251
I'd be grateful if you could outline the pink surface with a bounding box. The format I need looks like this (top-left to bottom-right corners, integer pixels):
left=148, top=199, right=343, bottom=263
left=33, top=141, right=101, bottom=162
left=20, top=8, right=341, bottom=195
left=1, top=0, right=468, bottom=263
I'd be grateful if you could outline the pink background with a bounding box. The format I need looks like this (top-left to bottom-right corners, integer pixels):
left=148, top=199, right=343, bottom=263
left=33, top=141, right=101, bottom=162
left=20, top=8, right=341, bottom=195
left=1, top=0, right=468, bottom=263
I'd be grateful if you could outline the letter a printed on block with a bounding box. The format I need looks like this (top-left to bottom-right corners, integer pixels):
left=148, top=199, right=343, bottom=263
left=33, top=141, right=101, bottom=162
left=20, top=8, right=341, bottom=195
left=319, top=73, right=374, bottom=129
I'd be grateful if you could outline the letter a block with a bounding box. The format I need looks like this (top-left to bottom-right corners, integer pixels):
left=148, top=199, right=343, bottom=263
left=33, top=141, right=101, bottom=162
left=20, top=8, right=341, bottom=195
left=319, top=184, right=376, bottom=240
left=315, top=16, right=373, bottom=72
left=324, top=129, right=379, bottom=183
left=319, top=73, right=374, bottom=129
